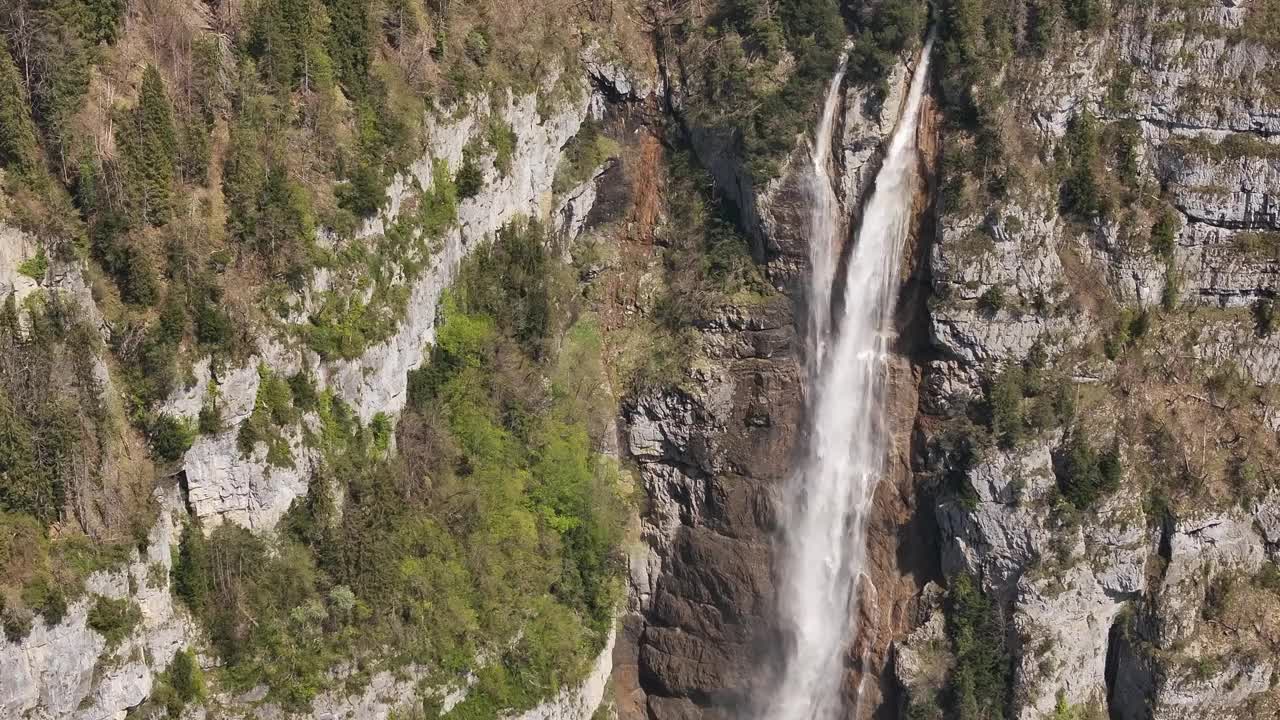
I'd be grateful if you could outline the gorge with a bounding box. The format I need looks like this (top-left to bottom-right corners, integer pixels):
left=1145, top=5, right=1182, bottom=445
left=3, top=1, right=1280, bottom=720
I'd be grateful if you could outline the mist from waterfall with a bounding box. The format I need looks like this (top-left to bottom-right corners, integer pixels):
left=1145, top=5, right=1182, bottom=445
left=762, top=37, right=933, bottom=720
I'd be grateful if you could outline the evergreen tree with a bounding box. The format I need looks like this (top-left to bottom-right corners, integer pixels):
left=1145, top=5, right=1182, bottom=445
left=323, top=0, right=371, bottom=97
left=946, top=574, right=1009, bottom=720
left=248, top=0, right=335, bottom=93
left=118, top=65, right=177, bottom=225
left=1062, top=109, right=1107, bottom=219
left=0, top=40, right=41, bottom=173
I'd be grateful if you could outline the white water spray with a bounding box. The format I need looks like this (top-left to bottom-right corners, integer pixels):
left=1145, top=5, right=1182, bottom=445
left=763, top=37, right=933, bottom=720
left=805, top=54, right=849, bottom=374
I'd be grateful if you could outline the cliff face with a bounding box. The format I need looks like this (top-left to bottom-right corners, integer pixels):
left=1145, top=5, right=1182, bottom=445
left=0, top=76, right=616, bottom=718
left=621, top=2, right=1280, bottom=719
left=900, top=3, right=1280, bottom=719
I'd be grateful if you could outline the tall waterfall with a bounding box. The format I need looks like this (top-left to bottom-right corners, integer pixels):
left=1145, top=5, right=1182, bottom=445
left=763, top=37, right=933, bottom=720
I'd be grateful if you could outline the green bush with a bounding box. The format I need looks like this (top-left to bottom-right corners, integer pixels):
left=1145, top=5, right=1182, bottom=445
left=455, top=144, right=485, bottom=199
left=987, top=367, right=1025, bottom=449
left=1061, top=110, right=1108, bottom=219
left=1055, top=429, right=1121, bottom=510
left=170, top=648, right=206, bottom=703
left=198, top=403, right=222, bottom=434
left=487, top=117, right=517, bottom=177
left=978, top=286, right=1005, bottom=315
left=336, top=161, right=386, bottom=218
left=2, top=602, right=33, bottom=642
left=1150, top=207, right=1180, bottom=258
left=149, top=414, right=196, bottom=462
left=87, top=595, right=141, bottom=649
left=172, top=521, right=210, bottom=613
left=17, top=249, right=49, bottom=280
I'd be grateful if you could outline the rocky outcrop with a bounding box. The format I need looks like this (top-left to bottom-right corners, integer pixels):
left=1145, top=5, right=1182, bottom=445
left=618, top=296, right=802, bottom=720
left=161, top=82, right=597, bottom=531
left=0, top=488, right=195, bottom=720
left=0, top=65, right=625, bottom=719
left=911, top=4, right=1280, bottom=719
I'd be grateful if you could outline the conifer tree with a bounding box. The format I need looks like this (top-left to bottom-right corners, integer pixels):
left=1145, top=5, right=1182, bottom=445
left=118, top=65, right=177, bottom=225
left=0, top=40, right=41, bottom=173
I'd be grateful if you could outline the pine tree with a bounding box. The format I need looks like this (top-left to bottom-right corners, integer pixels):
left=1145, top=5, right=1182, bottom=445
left=118, top=65, right=177, bottom=225
left=0, top=40, right=41, bottom=173
left=323, top=0, right=371, bottom=97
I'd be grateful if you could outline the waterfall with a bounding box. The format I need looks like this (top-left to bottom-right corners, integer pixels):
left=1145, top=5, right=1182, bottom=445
left=805, top=54, right=849, bottom=374
left=762, top=37, right=934, bottom=720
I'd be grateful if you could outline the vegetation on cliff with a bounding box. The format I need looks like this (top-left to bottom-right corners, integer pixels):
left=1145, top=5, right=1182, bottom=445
left=164, top=219, right=630, bottom=710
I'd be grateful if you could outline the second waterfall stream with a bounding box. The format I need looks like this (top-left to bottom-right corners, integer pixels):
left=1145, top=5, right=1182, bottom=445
left=762, top=37, right=934, bottom=720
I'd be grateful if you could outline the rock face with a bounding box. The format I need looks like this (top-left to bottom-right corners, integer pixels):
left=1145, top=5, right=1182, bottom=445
left=0, top=70, right=618, bottom=720
left=618, top=297, right=803, bottom=720
left=161, top=84, right=594, bottom=532
left=901, top=4, right=1280, bottom=720
left=0, top=488, right=195, bottom=720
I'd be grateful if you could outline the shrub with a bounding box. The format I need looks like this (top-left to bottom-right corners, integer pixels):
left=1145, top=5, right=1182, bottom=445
left=987, top=367, right=1026, bottom=449
left=149, top=414, right=196, bottom=461
left=455, top=145, right=485, bottom=199
left=170, top=648, right=205, bottom=702
left=487, top=118, right=517, bottom=176
left=978, top=286, right=1006, bottom=315
left=1149, top=207, right=1179, bottom=258
left=1061, top=110, right=1108, bottom=219
left=1256, top=562, right=1280, bottom=592
left=172, top=521, right=210, bottom=613
left=465, top=28, right=490, bottom=64
left=1055, top=429, right=1121, bottom=510
left=17, top=249, right=49, bottom=280
left=2, top=603, right=33, bottom=642
left=336, top=161, right=386, bottom=218
left=198, top=403, right=222, bottom=434
left=1064, top=0, right=1102, bottom=31
left=87, top=595, right=141, bottom=649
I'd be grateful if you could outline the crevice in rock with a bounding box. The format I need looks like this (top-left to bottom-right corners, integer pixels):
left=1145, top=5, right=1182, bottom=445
left=175, top=470, right=194, bottom=519
left=1104, top=613, right=1123, bottom=720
